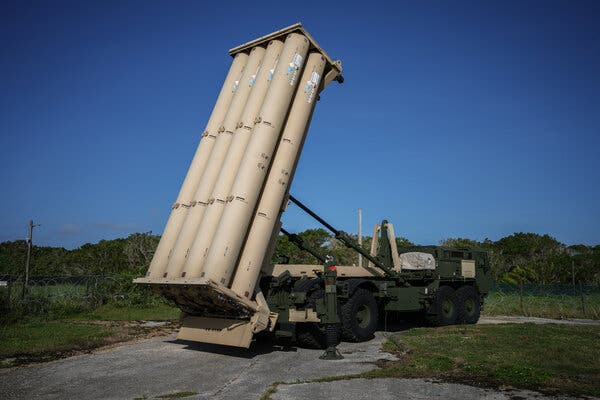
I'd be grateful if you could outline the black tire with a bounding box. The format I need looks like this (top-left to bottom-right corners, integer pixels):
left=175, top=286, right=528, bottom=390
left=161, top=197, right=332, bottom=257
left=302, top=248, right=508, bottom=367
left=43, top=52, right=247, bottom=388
left=426, top=285, right=458, bottom=326
left=295, top=287, right=332, bottom=349
left=178, top=311, right=188, bottom=325
left=341, top=288, right=378, bottom=342
left=455, top=286, right=481, bottom=324
left=296, top=323, right=326, bottom=349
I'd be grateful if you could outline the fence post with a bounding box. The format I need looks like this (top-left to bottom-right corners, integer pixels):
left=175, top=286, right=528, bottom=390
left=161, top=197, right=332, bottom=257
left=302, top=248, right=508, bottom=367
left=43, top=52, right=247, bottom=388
left=571, top=259, right=576, bottom=291
left=579, top=281, right=586, bottom=317
left=519, top=279, right=524, bottom=315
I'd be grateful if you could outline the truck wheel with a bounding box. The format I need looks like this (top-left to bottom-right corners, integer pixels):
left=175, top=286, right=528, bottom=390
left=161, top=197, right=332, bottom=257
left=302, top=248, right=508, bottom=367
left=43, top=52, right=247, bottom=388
left=296, top=323, right=326, bottom=349
left=178, top=311, right=187, bottom=325
left=426, top=285, right=457, bottom=326
left=295, top=287, right=336, bottom=349
left=341, top=288, right=378, bottom=342
left=455, top=286, right=481, bottom=324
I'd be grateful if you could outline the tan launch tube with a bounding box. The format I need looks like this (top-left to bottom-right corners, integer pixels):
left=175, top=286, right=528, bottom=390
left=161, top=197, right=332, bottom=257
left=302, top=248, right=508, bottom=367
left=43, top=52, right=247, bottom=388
left=180, top=40, right=284, bottom=278
left=146, top=53, right=248, bottom=278
left=231, top=53, right=326, bottom=297
left=195, top=33, right=310, bottom=284
left=164, top=47, right=265, bottom=278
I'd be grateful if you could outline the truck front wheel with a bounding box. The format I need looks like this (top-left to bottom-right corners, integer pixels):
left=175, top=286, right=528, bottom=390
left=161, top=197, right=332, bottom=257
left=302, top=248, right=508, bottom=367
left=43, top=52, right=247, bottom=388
left=296, top=323, right=326, bottom=349
left=455, top=286, right=481, bottom=324
left=341, top=288, right=378, bottom=342
left=295, top=288, right=335, bottom=349
left=426, top=285, right=458, bottom=326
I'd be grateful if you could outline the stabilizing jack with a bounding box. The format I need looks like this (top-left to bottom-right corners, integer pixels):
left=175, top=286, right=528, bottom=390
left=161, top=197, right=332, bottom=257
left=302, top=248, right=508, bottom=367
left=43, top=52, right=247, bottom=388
left=320, top=256, right=343, bottom=360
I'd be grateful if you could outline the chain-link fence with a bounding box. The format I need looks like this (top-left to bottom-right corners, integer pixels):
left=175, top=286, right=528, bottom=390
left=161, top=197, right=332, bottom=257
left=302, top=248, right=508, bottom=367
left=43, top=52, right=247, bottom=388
left=0, top=274, right=166, bottom=324
left=1, top=275, right=599, bottom=324
left=485, top=283, right=600, bottom=320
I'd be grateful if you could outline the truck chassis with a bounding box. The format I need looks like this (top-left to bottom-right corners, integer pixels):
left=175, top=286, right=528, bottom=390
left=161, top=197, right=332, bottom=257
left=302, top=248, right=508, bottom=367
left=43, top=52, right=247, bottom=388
left=258, top=195, right=493, bottom=353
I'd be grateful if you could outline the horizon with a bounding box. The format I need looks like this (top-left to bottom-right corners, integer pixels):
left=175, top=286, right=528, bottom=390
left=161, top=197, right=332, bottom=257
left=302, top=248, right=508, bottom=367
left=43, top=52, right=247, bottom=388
left=2, top=1, right=599, bottom=249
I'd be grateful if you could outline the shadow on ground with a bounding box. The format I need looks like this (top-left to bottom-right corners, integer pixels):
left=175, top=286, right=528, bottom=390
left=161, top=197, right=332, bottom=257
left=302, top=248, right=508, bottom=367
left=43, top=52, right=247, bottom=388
left=377, top=312, right=426, bottom=333
left=168, top=334, right=297, bottom=359
left=168, top=311, right=423, bottom=358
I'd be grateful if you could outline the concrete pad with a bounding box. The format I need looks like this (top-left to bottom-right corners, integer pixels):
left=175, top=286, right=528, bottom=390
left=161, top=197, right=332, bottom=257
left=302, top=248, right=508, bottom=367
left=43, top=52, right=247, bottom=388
left=0, top=332, right=396, bottom=400
left=271, top=378, right=582, bottom=400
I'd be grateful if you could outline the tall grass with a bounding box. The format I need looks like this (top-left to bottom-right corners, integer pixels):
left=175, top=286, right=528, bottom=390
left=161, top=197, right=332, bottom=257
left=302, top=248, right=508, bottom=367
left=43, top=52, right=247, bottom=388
left=483, top=292, right=600, bottom=320
left=0, top=274, right=172, bottom=325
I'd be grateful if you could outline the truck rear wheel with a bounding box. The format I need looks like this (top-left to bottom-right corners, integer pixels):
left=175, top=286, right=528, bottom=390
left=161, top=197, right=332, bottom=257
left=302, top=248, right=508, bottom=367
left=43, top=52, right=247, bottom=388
left=455, top=286, right=481, bottom=324
left=341, top=288, right=378, bottom=342
left=426, top=285, right=457, bottom=326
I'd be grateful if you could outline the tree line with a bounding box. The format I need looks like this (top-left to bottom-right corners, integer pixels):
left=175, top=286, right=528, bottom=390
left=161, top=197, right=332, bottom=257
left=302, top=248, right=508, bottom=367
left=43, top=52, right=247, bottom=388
left=0, top=231, right=598, bottom=284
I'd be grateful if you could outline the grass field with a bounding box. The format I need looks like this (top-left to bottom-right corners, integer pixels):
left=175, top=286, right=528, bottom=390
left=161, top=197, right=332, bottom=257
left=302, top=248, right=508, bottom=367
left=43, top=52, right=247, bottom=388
left=73, top=303, right=180, bottom=321
left=0, top=321, right=116, bottom=365
left=373, top=324, right=600, bottom=397
left=483, top=292, right=600, bottom=319
left=0, top=302, right=179, bottom=367
left=260, top=324, right=600, bottom=399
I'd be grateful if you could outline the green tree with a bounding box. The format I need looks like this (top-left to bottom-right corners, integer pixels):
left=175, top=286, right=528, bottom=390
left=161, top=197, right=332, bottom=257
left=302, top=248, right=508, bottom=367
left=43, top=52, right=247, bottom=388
left=124, top=232, right=160, bottom=274
left=271, top=228, right=330, bottom=265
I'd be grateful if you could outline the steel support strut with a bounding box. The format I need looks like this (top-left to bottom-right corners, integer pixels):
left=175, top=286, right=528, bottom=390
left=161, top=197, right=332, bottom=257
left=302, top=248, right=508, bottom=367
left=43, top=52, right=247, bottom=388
left=320, top=256, right=343, bottom=360
left=280, top=228, right=326, bottom=263
left=288, top=194, right=395, bottom=276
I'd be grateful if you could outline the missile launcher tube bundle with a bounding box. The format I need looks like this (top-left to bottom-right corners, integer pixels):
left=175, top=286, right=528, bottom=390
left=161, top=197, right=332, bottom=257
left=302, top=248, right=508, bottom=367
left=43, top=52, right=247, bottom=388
left=186, top=32, right=310, bottom=282
left=164, top=46, right=266, bottom=279
left=231, top=52, right=326, bottom=298
left=136, top=23, right=343, bottom=348
left=145, top=52, right=249, bottom=279
left=179, top=39, right=284, bottom=279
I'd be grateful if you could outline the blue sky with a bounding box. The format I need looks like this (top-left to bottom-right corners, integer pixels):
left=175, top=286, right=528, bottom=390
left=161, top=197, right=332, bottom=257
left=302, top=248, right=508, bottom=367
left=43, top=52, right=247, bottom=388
left=1, top=1, right=599, bottom=248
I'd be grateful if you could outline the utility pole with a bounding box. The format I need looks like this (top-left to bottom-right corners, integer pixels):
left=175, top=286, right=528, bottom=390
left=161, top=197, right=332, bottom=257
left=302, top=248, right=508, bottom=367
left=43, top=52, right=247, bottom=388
left=23, top=219, right=40, bottom=298
left=358, top=208, right=362, bottom=268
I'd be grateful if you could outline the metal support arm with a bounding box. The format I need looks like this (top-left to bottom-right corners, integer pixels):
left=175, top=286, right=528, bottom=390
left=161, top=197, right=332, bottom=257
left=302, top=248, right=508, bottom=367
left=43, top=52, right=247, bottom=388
left=280, top=228, right=326, bottom=264
left=288, top=195, right=395, bottom=276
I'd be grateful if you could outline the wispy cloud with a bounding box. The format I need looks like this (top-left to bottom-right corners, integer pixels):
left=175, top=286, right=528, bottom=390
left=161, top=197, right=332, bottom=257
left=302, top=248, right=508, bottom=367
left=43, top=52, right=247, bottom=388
left=94, top=222, right=138, bottom=231
left=59, top=224, right=81, bottom=234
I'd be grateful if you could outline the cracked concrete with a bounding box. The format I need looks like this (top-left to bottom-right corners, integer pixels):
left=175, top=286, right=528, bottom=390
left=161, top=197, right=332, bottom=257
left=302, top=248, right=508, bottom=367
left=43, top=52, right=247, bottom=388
left=0, top=332, right=396, bottom=400
left=271, top=378, right=583, bottom=400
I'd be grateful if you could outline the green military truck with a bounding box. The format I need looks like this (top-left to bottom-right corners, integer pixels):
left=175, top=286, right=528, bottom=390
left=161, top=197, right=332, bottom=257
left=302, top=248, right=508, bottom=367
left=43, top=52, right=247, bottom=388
left=170, top=194, right=494, bottom=355
left=255, top=195, right=493, bottom=350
